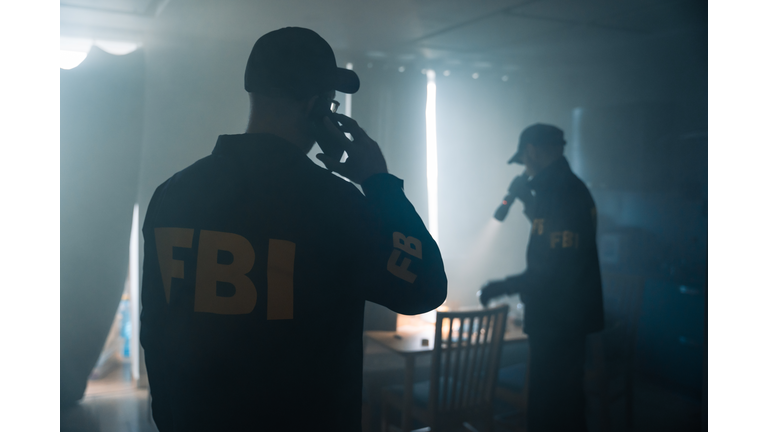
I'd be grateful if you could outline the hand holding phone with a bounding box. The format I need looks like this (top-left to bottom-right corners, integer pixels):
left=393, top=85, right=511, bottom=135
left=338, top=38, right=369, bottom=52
left=315, top=113, right=388, bottom=185
left=311, top=97, right=346, bottom=162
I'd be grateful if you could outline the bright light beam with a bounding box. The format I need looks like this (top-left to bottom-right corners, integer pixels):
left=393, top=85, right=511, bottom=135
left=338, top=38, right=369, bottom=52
left=466, top=218, right=504, bottom=267
left=129, top=203, right=140, bottom=380
left=426, top=70, right=439, bottom=243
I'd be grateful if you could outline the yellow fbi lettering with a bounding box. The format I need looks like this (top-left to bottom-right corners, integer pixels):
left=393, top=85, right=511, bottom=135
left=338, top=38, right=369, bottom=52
left=266, top=239, right=295, bottom=320
left=195, top=230, right=257, bottom=315
left=155, top=228, right=194, bottom=303
left=393, top=231, right=422, bottom=258
left=550, top=231, right=579, bottom=249
left=154, top=228, right=295, bottom=318
left=387, top=232, right=423, bottom=283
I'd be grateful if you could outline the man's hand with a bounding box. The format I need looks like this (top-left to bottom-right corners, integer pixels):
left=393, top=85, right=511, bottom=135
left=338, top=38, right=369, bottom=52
left=508, top=174, right=532, bottom=205
left=477, top=279, right=512, bottom=308
left=315, top=113, right=388, bottom=184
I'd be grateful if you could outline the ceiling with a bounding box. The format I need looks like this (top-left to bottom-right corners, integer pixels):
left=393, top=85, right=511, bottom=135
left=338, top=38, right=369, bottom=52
left=60, top=0, right=706, bottom=69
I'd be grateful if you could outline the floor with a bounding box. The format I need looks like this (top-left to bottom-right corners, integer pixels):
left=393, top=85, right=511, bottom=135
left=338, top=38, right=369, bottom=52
left=60, top=356, right=703, bottom=432
left=61, top=362, right=158, bottom=432
left=622, top=377, right=703, bottom=432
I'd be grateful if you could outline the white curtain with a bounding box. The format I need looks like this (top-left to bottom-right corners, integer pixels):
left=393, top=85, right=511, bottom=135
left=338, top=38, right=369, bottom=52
left=60, top=46, right=144, bottom=406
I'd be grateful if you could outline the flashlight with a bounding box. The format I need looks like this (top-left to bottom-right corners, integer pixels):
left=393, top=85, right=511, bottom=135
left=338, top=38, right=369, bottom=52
left=494, top=194, right=516, bottom=221
left=493, top=174, right=530, bottom=222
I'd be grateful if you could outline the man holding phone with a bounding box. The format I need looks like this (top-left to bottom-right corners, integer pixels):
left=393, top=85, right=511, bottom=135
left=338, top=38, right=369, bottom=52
left=140, top=27, right=447, bottom=431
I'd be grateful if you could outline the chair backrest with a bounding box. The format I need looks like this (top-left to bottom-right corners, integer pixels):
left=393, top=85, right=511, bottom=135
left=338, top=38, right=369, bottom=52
left=599, top=273, right=645, bottom=362
left=428, top=305, right=509, bottom=423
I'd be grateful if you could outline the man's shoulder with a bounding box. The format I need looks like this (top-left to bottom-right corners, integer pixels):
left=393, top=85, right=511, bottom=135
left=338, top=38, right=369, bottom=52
left=143, top=153, right=227, bottom=225
left=148, top=149, right=365, bottom=220
left=175, top=152, right=235, bottom=182
left=151, top=151, right=227, bottom=190
left=153, top=155, right=230, bottom=204
left=545, top=172, right=594, bottom=220
left=556, top=170, right=593, bottom=200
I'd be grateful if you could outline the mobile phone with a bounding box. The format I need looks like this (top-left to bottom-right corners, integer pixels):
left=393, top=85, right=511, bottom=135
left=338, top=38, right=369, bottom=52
left=311, top=98, right=345, bottom=162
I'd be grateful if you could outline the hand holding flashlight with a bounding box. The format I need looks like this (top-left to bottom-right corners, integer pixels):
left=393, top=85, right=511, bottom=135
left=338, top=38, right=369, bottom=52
left=493, top=174, right=531, bottom=221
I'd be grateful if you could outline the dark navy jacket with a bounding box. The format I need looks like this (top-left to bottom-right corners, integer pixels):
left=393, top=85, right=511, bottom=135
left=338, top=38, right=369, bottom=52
left=509, top=157, right=604, bottom=336
left=140, top=133, right=447, bottom=431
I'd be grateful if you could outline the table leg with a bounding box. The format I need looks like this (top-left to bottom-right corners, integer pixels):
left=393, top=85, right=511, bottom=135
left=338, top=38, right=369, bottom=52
left=401, top=355, right=415, bottom=432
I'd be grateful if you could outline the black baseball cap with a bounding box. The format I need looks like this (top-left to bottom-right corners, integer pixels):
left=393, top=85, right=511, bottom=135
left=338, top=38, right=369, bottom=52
left=508, top=123, right=567, bottom=164
left=245, top=27, right=360, bottom=98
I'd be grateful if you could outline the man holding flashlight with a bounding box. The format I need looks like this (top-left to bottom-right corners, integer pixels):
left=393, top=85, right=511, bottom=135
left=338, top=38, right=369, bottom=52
left=479, top=123, right=604, bottom=432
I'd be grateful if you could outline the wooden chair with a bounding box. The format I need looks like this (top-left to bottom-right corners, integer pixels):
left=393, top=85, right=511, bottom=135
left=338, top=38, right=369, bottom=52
left=585, top=273, right=645, bottom=432
left=382, top=305, right=509, bottom=432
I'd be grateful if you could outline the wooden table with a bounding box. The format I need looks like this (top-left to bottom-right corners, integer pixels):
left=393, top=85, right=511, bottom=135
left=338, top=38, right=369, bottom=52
left=365, top=323, right=527, bottom=432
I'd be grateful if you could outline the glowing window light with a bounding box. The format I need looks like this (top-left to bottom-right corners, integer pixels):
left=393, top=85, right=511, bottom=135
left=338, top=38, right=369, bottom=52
left=60, top=50, right=89, bottom=70
left=60, top=37, right=140, bottom=69
left=95, top=40, right=140, bottom=56
left=61, top=36, right=93, bottom=70
left=341, top=62, right=353, bottom=165
left=128, top=203, right=140, bottom=380
left=344, top=62, right=353, bottom=117
left=425, top=70, right=439, bottom=243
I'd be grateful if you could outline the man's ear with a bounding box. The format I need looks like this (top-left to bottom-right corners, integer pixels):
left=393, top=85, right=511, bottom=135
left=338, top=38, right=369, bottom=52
left=525, top=143, right=537, bottom=162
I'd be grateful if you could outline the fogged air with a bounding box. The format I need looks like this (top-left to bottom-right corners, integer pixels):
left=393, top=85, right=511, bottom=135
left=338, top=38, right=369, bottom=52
left=61, top=1, right=707, bottom=431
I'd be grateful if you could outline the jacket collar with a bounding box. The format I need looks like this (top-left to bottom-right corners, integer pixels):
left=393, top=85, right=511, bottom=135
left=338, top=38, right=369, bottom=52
left=212, top=133, right=308, bottom=160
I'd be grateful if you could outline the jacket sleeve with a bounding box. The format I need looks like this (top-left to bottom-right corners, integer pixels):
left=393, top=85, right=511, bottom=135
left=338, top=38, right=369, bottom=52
left=511, top=190, right=597, bottom=303
left=347, top=173, right=447, bottom=315
left=139, top=184, right=174, bottom=431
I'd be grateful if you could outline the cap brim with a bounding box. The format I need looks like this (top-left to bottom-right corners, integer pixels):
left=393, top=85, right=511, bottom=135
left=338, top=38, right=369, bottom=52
left=507, top=151, right=524, bottom=164
left=335, top=68, right=360, bottom=94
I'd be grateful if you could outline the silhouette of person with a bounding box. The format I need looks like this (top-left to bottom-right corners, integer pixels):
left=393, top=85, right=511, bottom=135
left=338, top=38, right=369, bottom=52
left=140, top=27, right=447, bottom=431
left=479, top=124, right=604, bottom=432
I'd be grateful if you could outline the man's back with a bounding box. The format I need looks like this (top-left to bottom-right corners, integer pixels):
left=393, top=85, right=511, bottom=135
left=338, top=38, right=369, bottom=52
left=521, top=156, right=604, bottom=336
left=141, top=134, right=446, bottom=430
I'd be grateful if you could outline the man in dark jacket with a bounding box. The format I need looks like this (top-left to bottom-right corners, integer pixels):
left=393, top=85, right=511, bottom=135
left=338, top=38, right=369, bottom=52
left=140, top=27, right=447, bottom=431
left=479, top=123, right=603, bottom=432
